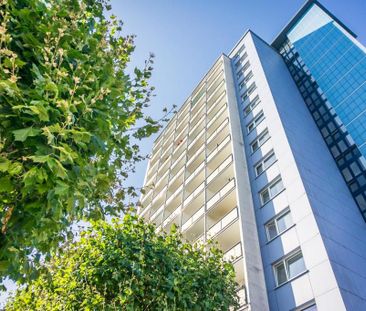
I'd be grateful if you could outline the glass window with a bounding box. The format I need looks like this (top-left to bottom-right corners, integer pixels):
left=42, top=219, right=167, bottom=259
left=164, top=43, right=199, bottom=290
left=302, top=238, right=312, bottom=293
left=247, top=111, right=265, bottom=133
left=265, top=209, right=293, bottom=241
left=302, top=304, right=317, bottom=311
left=241, top=82, right=257, bottom=102
left=274, top=250, right=306, bottom=286
left=251, top=129, right=269, bottom=153
left=255, top=150, right=276, bottom=176
left=260, top=176, right=284, bottom=205
left=244, top=95, right=260, bottom=116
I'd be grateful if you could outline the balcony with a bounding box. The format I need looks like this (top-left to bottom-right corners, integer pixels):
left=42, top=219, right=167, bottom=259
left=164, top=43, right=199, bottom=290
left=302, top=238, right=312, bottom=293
left=207, top=90, right=226, bottom=118
left=207, top=155, right=233, bottom=184
left=150, top=185, right=167, bottom=211
left=171, top=151, right=186, bottom=176
left=188, top=118, right=205, bottom=143
left=181, top=205, right=205, bottom=232
left=165, top=183, right=183, bottom=207
left=206, top=178, right=235, bottom=211
left=207, top=81, right=225, bottom=108
left=176, top=113, right=190, bottom=134
left=186, top=144, right=205, bottom=171
left=183, top=213, right=204, bottom=242
left=191, top=95, right=205, bottom=118
left=185, top=161, right=204, bottom=186
left=153, top=168, right=169, bottom=195
left=172, top=136, right=187, bottom=159
left=191, top=84, right=206, bottom=108
left=207, top=118, right=229, bottom=145
left=168, top=166, right=184, bottom=189
left=223, top=242, right=242, bottom=262
left=207, top=134, right=231, bottom=164
left=207, top=123, right=230, bottom=154
left=206, top=61, right=223, bottom=85
left=207, top=77, right=224, bottom=98
left=207, top=68, right=224, bottom=91
left=187, top=132, right=205, bottom=158
left=150, top=204, right=164, bottom=223
left=162, top=204, right=182, bottom=229
left=207, top=207, right=238, bottom=239
left=184, top=182, right=204, bottom=207
left=207, top=102, right=227, bottom=129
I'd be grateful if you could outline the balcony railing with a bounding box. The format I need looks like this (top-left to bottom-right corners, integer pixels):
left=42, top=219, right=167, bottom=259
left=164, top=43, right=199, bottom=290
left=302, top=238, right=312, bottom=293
left=207, top=118, right=229, bottom=145
left=169, top=166, right=184, bottom=186
left=207, top=135, right=231, bottom=163
left=182, top=205, right=205, bottom=232
left=207, top=155, right=232, bottom=184
left=207, top=80, right=225, bottom=104
left=163, top=205, right=182, bottom=227
left=188, top=118, right=204, bottom=138
left=150, top=205, right=164, bottom=221
left=165, top=184, right=183, bottom=206
left=139, top=202, right=151, bottom=217
left=187, top=144, right=205, bottom=167
left=207, top=102, right=227, bottom=128
left=151, top=185, right=167, bottom=205
left=207, top=178, right=235, bottom=210
left=223, top=242, right=242, bottom=262
left=207, top=89, right=226, bottom=115
left=185, top=162, right=204, bottom=185
left=188, top=131, right=204, bottom=151
left=184, top=182, right=204, bottom=207
left=171, top=151, right=186, bottom=170
left=207, top=207, right=238, bottom=238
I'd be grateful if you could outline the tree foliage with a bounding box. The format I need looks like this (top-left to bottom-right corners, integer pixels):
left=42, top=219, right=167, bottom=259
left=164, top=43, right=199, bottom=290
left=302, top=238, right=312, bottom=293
left=6, top=215, right=239, bottom=310
left=0, top=0, right=163, bottom=281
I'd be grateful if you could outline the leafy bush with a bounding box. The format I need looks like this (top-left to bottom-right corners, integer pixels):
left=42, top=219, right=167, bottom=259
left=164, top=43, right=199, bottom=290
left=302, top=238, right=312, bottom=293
left=6, top=215, right=239, bottom=310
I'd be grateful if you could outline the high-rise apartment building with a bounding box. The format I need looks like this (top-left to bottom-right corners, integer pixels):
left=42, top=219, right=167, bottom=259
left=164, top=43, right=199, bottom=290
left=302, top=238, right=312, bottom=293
left=139, top=1, right=366, bottom=310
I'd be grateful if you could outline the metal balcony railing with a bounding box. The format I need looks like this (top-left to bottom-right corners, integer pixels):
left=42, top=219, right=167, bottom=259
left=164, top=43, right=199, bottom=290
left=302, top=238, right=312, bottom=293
left=207, top=118, right=229, bottom=145
left=187, top=145, right=205, bottom=167
left=185, top=162, right=204, bottom=185
left=207, top=103, right=227, bottom=128
left=150, top=205, right=164, bottom=221
left=184, top=182, right=204, bottom=207
left=207, top=135, right=231, bottom=163
left=181, top=205, right=205, bottom=232
left=207, top=207, right=238, bottom=238
left=165, top=184, right=183, bottom=206
left=207, top=155, right=233, bottom=184
left=163, top=205, right=182, bottom=227
left=207, top=178, right=235, bottom=210
left=223, top=242, right=242, bottom=262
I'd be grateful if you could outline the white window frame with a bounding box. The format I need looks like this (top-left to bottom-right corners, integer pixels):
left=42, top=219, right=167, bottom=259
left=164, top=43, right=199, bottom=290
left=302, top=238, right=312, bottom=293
left=239, top=71, right=253, bottom=89
left=241, top=82, right=257, bottom=102
left=243, top=95, right=260, bottom=116
left=259, top=176, right=284, bottom=205
left=254, top=150, right=277, bottom=176
left=237, top=61, right=250, bottom=79
left=265, top=207, right=293, bottom=241
left=273, top=249, right=306, bottom=287
left=235, top=52, right=248, bottom=69
left=250, top=129, right=270, bottom=153
left=247, top=110, right=265, bottom=133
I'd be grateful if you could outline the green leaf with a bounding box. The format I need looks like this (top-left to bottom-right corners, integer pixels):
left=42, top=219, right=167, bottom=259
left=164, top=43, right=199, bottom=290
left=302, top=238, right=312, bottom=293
left=0, top=158, right=10, bottom=172
left=12, top=127, right=41, bottom=142
left=0, top=176, right=13, bottom=193
left=54, top=180, right=69, bottom=196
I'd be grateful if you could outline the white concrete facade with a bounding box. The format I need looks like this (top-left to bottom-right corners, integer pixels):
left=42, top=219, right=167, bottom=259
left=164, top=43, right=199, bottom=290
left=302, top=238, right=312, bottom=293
left=139, top=24, right=366, bottom=311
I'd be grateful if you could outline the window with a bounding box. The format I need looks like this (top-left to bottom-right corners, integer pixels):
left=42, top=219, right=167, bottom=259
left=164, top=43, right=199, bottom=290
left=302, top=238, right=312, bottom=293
left=239, top=71, right=253, bottom=89
left=260, top=176, right=284, bottom=205
left=241, top=82, right=257, bottom=102
left=273, top=249, right=306, bottom=286
left=250, top=129, right=270, bottom=153
left=247, top=111, right=265, bottom=133
left=235, top=52, right=248, bottom=68
left=255, top=150, right=276, bottom=176
left=234, top=44, right=245, bottom=59
left=301, top=304, right=317, bottom=311
left=265, top=208, right=293, bottom=241
left=244, top=95, right=260, bottom=116
left=237, top=61, right=250, bottom=79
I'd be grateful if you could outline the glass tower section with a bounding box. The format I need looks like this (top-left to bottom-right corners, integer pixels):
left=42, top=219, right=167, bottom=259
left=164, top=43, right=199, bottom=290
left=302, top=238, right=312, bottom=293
left=275, top=2, right=366, bottom=220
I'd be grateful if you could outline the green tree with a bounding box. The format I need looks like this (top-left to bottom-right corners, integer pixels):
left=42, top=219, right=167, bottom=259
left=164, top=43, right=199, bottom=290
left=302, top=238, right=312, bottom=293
left=0, top=0, right=165, bottom=281
left=6, top=215, right=239, bottom=310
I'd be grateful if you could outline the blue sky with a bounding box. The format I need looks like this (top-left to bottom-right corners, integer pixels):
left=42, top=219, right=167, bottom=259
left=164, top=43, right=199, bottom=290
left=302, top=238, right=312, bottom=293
left=110, top=0, right=366, bottom=190
left=1, top=0, right=365, bottom=304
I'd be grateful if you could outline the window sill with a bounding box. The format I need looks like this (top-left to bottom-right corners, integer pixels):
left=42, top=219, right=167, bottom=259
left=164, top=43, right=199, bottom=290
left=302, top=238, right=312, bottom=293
left=275, top=270, right=309, bottom=290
